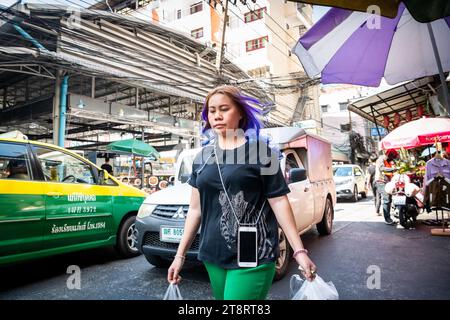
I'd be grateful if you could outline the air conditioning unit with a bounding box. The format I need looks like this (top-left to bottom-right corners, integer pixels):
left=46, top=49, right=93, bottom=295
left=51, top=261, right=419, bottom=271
left=148, top=0, right=161, bottom=10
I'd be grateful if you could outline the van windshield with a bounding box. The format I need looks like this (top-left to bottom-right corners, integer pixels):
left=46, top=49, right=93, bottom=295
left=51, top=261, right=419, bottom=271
left=178, top=153, right=195, bottom=182
left=333, top=166, right=353, bottom=177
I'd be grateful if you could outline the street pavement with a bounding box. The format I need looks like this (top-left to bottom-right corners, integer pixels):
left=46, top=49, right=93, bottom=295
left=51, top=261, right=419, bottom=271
left=1, top=195, right=449, bottom=300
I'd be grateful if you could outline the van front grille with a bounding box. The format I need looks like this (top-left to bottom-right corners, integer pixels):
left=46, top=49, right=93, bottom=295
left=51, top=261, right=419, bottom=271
left=152, top=205, right=189, bottom=219
left=143, top=231, right=200, bottom=251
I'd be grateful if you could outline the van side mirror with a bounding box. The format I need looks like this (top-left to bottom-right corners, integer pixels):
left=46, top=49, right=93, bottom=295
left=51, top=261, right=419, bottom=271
left=98, top=169, right=109, bottom=185
left=180, top=173, right=190, bottom=184
left=289, top=168, right=307, bottom=183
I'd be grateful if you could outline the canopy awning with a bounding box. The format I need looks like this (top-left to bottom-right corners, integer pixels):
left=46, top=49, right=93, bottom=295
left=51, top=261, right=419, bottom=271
left=348, top=77, right=439, bottom=132
left=332, top=146, right=349, bottom=163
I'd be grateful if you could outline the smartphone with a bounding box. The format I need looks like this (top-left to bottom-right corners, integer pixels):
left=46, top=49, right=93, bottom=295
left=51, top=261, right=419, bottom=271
left=237, top=226, right=258, bottom=268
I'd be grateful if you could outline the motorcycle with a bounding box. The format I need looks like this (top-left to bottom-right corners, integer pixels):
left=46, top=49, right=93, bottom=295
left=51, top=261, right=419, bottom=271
left=385, top=172, right=424, bottom=229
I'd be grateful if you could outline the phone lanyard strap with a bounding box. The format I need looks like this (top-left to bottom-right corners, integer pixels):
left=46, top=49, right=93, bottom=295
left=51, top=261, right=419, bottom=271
left=214, top=143, right=266, bottom=226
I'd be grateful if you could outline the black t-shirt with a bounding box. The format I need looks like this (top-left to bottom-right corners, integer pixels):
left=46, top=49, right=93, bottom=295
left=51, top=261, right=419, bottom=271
left=188, top=139, right=290, bottom=269
left=101, top=163, right=113, bottom=174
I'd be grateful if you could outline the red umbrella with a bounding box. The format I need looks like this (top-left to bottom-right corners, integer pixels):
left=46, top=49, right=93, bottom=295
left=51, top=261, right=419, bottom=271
left=380, top=117, right=450, bottom=150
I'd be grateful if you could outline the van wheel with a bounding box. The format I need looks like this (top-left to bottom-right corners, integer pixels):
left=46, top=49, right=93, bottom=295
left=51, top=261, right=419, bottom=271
left=116, top=215, right=141, bottom=258
left=145, top=254, right=171, bottom=268
left=317, top=198, right=333, bottom=235
left=274, top=228, right=292, bottom=281
left=361, top=191, right=367, bottom=198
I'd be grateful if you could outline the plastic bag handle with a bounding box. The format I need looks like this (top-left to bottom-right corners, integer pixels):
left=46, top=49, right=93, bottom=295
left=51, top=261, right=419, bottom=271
left=290, top=274, right=302, bottom=297
left=174, top=284, right=182, bottom=300
left=163, top=283, right=173, bottom=300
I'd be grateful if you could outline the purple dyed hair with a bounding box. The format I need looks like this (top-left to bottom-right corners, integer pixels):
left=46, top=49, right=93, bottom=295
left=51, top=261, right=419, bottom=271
left=201, top=85, right=264, bottom=136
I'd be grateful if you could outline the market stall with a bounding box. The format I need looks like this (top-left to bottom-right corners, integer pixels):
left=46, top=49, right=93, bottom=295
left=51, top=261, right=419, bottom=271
left=106, top=139, right=160, bottom=191
left=380, top=117, right=450, bottom=233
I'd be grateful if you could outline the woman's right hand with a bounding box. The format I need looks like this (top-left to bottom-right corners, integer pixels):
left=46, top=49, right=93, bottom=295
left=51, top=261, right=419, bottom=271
left=167, top=255, right=185, bottom=284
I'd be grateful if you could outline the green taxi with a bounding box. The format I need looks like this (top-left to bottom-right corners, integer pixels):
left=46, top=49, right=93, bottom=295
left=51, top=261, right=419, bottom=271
left=0, top=138, right=147, bottom=265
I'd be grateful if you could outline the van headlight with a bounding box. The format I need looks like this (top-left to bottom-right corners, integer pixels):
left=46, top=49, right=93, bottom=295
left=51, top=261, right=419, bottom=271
left=137, top=204, right=157, bottom=218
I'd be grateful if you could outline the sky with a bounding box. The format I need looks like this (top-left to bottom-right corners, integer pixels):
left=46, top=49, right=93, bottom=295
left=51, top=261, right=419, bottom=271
left=312, top=5, right=330, bottom=23
left=2, top=0, right=332, bottom=19
left=1, top=0, right=98, bottom=7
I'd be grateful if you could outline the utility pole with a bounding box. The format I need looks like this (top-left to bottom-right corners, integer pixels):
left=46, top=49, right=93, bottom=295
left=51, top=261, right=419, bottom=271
left=215, top=0, right=229, bottom=78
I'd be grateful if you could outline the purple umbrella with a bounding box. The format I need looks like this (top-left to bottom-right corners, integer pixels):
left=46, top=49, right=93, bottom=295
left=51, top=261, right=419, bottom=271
left=293, top=4, right=450, bottom=112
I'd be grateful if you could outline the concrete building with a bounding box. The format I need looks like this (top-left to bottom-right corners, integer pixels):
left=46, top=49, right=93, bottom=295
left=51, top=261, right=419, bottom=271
left=120, top=0, right=321, bottom=126
left=0, top=3, right=269, bottom=152
left=319, top=85, right=379, bottom=165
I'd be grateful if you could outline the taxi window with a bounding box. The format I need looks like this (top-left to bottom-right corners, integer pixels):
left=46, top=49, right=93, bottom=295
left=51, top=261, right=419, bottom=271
left=32, top=146, right=96, bottom=185
left=0, top=142, right=32, bottom=181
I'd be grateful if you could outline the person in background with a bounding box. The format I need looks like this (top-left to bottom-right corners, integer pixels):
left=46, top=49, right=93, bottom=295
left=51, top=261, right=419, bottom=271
left=365, top=155, right=379, bottom=214
left=374, top=150, right=397, bottom=225
left=101, top=158, right=113, bottom=175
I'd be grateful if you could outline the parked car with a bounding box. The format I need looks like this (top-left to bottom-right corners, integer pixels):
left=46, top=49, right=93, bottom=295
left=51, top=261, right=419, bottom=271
left=0, top=137, right=147, bottom=265
left=136, top=127, right=336, bottom=280
left=333, top=164, right=367, bottom=202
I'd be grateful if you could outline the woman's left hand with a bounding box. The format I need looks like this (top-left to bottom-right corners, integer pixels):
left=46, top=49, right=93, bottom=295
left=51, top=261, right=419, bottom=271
left=295, top=253, right=317, bottom=282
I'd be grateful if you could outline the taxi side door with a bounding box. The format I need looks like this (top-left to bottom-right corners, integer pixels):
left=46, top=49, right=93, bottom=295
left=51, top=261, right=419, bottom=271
left=0, top=141, right=45, bottom=261
left=30, top=145, right=114, bottom=250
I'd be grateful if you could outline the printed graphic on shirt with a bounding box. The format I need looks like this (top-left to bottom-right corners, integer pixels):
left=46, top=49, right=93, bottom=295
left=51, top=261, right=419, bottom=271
left=218, top=190, right=274, bottom=260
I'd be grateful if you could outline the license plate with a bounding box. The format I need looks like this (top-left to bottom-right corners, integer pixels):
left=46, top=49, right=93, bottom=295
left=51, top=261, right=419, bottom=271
left=393, top=195, right=406, bottom=205
left=160, top=226, right=184, bottom=243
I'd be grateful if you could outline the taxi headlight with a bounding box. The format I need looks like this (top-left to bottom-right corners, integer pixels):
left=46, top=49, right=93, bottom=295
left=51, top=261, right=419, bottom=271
left=137, top=204, right=157, bottom=219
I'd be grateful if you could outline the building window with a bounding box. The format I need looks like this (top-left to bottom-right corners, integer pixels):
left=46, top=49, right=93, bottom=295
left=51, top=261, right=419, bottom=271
left=244, top=7, right=266, bottom=23
left=246, top=36, right=268, bottom=52
left=177, top=9, right=181, bottom=19
left=321, top=105, right=328, bottom=113
left=191, top=27, right=203, bottom=39
left=339, top=102, right=348, bottom=111
left=190, top=2, right=203, bottom=15
left=299, top=25, right=307, bottom=36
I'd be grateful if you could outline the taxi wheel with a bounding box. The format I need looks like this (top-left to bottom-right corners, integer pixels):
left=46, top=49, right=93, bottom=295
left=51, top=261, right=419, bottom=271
left=116, top=215, right=141, bottom=258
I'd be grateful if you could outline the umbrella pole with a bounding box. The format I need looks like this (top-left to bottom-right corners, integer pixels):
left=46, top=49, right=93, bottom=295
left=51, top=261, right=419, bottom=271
left=141, top=156, right=145, bottom=190
left=128, top=154, right=132, bottom=179
left=427, top=23, right=450, bottom=116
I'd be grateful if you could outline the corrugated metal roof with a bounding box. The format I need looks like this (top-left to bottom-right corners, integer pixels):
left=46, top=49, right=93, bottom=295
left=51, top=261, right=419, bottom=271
left=348, top=76, right=438, bottom=131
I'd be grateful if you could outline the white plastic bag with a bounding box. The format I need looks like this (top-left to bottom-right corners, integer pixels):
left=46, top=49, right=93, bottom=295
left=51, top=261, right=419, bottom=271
left=290, top=274, right=339, bottom=300
left=163, top=283, right=183, bottom=300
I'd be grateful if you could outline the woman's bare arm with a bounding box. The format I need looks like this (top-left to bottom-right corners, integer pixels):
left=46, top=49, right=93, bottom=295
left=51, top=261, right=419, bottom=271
left=268, top=195, right=317, bottom=281
left=176, top=187, right=202, bottom=256
left=167, top=187, right=201, bottom=284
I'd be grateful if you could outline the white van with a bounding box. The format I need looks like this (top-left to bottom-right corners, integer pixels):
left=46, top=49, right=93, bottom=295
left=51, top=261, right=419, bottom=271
left=136, top=127, right=336, bottom=279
